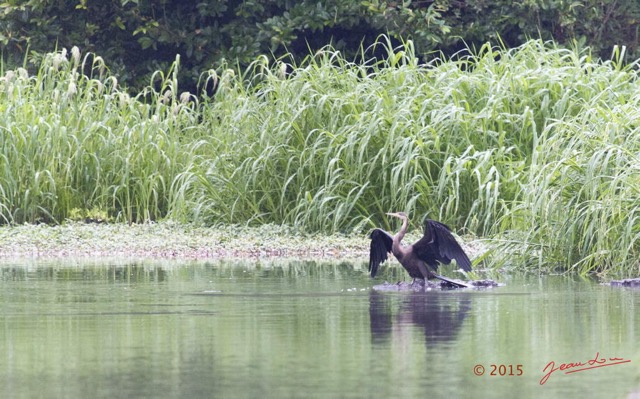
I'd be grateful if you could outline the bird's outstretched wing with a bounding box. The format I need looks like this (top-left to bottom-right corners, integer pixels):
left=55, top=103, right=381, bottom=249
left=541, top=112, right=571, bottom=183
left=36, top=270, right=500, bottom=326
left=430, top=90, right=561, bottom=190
left=369, top=229, right=393, bottom=277
left=413, top=219, right=472, bottom=272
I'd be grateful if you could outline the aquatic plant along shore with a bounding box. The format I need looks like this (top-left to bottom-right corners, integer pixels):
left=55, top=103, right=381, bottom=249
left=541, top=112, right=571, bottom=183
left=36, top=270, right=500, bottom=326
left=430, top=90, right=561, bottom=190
left=1, top=38, right=639, bottom=276
left=0, top=222, right=487, bottom=261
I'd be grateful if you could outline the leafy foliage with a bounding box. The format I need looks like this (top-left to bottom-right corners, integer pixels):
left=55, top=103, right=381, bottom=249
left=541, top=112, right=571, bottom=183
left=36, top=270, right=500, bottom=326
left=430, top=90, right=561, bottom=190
left=1, top=0, right=638, bottom=91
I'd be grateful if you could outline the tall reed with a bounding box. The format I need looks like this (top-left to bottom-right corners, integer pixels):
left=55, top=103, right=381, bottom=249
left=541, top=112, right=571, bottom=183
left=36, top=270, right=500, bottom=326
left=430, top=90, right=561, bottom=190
left=1, top=39, right=639, bottom=275
left=0, top=49, right=202, bottom=224
left=194, top=39, right=640, bottom=275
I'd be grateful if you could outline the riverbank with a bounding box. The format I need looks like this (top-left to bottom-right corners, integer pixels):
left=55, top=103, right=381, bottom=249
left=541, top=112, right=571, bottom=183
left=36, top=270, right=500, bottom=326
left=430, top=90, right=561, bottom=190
left=0, top=221, right=487, bottom=261
left=0, top=222, right=359, bottom=259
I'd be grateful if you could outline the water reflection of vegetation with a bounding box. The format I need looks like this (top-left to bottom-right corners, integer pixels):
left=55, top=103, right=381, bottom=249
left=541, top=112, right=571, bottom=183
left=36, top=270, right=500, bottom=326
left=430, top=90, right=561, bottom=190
left=0, top=260, right=371, bottom=283
left=0, top=263, right=170, bottom=283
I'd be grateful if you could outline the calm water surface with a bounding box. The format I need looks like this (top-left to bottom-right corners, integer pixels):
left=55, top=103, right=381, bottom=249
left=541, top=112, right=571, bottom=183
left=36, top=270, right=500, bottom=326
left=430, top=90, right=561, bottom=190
left=0, top=260, right=638, bottom=398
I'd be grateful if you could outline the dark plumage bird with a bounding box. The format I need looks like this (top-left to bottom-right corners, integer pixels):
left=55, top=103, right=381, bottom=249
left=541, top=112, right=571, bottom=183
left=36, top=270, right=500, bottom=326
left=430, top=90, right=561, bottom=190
left=369, top=212, right=472, bottom=288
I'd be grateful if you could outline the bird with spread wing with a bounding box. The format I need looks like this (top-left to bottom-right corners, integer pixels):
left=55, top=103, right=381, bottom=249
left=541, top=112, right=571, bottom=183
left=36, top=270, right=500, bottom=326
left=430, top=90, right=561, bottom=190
left=369, top=212, right=472, bottom=288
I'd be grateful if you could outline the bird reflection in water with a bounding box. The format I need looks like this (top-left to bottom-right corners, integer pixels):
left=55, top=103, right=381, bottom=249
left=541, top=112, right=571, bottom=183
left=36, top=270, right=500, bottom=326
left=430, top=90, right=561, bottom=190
left=369, top=291, right=472, bottom=345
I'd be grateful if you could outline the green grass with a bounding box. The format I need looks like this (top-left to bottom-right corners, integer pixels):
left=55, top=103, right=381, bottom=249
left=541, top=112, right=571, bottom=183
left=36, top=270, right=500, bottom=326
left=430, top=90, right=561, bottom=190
left=1, top=39, right=639, bottom=276
left=0, top=50, right=203, bottom=224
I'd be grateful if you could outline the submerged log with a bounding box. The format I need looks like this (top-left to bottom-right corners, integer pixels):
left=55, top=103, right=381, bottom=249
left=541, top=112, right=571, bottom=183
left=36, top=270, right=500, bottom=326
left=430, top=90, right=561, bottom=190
left=373, top=279, right=500, bottom=291
left=609, top=278, right=640, bottom=287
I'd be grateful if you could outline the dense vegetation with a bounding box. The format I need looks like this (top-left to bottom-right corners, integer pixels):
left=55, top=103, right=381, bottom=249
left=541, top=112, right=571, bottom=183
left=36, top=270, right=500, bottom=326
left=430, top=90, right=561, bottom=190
left=1, top=38, right=639, bottom=276
left=1, top=0, right=638, bottom=91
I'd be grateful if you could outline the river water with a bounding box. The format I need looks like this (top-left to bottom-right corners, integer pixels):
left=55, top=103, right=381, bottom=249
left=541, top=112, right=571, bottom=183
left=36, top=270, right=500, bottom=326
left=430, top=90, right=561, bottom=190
left=0, top=260, right=638, bottom=398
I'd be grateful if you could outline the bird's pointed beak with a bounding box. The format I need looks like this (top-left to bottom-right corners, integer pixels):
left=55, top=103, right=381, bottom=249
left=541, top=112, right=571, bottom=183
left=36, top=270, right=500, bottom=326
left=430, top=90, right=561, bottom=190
left=386, top=212, right=400, bottom=218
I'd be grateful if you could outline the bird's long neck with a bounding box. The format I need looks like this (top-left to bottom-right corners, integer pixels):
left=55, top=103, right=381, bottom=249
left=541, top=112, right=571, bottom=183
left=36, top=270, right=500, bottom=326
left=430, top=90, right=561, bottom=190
left=392, top=217, right=409, bottom=258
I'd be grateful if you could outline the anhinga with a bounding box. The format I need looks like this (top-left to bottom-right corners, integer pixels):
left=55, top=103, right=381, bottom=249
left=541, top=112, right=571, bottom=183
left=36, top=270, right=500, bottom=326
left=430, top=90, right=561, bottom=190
left=369, top=212, right=472, bottom=288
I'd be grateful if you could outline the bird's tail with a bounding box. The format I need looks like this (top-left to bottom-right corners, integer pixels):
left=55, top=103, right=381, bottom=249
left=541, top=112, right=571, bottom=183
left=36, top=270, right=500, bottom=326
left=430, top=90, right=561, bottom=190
left=433, top=274, right=472, bottom=288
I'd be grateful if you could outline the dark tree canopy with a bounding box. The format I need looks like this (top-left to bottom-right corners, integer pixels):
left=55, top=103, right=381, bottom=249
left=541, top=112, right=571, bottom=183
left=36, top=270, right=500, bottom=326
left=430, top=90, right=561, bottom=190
left=1, top=0, right=638, bottom=92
